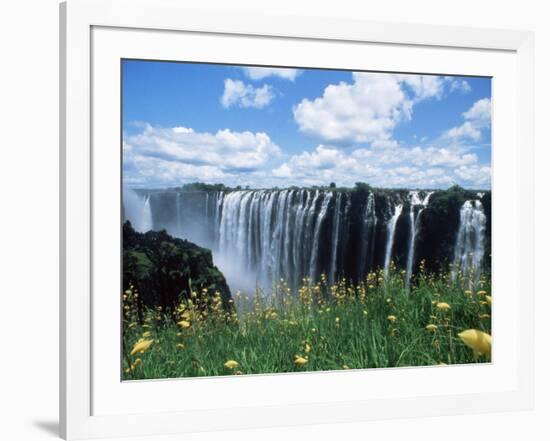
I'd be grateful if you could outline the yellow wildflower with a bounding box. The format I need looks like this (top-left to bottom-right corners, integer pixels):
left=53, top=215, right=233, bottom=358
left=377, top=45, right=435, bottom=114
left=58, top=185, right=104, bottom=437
left=464, top=290, right=473, bottom=296
left=479, top=314, right=491, bottom=320
left=436, top=302, right=451, bottom=311
left=304, top=343, right=312, bottom=353
left=224, top=360, right=239, bottom=369
left=177, top=320, right=191, bottom=329
left=294, top=355, right=308, bottom=366
left=387, top=315, right=397, bottom=323
left=477, top=290, right=487, bottom=296
left=486, top=295, right=492, bottom=305
left=131, top=358, right=142, bottom=370
left=130, top=339, right=153, bottom=356
left=342, top=364, right=350, bottom=369
left=425, top=324, right=438, bottom=332
left=458, top=329, right=491, bottom=356
left=142, top=331, right=151, bottom=337
left=176, top=343, right=185, bottom=349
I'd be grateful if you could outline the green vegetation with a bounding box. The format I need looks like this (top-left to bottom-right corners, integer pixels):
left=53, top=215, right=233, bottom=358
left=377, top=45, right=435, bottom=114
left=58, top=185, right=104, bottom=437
left=122, top=264, right=492, bottom=379
left=123, top=221, right=231, bottom=311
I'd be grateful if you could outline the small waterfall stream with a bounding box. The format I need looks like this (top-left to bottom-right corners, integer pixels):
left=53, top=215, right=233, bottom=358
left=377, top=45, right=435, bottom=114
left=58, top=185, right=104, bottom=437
left=452, top=199, right=487, bottom=287
left=357, top=192, right=377, bottom=282
left=329, top=192, right=343, bottom=286
left=383, top=203, right=404, bottom=278
left=404, top=191, right=434, bottom=290
left=308, top=192, right=333, bottom=284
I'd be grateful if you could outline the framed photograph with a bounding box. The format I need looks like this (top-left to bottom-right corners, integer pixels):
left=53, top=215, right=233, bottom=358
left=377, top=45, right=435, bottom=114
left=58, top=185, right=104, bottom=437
left=60, top=0, right=534, bottom=439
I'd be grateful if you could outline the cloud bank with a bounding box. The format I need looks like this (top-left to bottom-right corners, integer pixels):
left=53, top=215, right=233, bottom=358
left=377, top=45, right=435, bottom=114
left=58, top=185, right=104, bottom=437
left=124, top=124, right=282, bottom=187
left=272, top=144, right=490, bottom=189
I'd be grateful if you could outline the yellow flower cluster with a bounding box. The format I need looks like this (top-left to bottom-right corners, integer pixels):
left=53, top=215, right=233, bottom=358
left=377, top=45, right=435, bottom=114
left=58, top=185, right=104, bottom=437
left=130, top=338, right=153, bottom=356
left=458, top=329, right=491, bottom=356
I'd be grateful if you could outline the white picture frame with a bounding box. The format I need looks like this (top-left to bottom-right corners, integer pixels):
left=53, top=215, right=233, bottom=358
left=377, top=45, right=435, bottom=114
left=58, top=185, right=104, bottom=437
left=60, top=0, right=534, bottom=439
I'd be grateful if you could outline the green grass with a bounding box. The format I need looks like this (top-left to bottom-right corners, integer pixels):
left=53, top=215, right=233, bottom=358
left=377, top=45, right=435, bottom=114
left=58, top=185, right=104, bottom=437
left=122, top=264, right=492, bottom=380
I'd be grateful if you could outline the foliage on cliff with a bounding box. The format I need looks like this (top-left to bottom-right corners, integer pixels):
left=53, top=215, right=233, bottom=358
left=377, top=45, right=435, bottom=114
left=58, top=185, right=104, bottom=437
left=123, top=221, right=231, bottom=314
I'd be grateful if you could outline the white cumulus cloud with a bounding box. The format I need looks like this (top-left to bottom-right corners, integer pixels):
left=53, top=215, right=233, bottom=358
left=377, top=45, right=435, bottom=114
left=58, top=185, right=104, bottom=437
left=242, top=67, right=301, bottom=81
left=463, top=97, right=491, bottom=123
left=442, top=98, right=491, bottom=142
left=293, top=73, right=454, bottom=145
left=448, top=78, right=472, bottom=94
left=221, top=79, right=274, bottom=109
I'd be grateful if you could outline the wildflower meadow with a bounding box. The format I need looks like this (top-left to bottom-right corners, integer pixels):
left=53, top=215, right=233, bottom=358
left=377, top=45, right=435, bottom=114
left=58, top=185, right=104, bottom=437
left=122, top=263, right=491, bottom=379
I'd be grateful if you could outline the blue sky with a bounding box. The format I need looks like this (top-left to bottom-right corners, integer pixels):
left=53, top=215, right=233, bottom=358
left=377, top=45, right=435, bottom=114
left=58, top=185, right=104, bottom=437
left=123, top=60, right=492, bottom=189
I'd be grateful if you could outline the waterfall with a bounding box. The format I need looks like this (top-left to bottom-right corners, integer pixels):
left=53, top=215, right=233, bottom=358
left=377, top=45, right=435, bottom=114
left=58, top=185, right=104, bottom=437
left=404, top=191, right=434, bottom=290
left=452, top=199, right=487, bottom=287
left=309, top=192, right=333, bottom=284
left=141, top=195, right=153, bottom=232
left=292, top=190, right=308, bottom=289
left=271, top=190, right=289, bottom=284
left=303, top=191, right=320, bottom=281
left=329, top=192, right=342, bottom=286
left=357, top=192, right=377, bottom=282
left=123, top=187, right=153, bottom=233
left=384, top=203, right=403, bottom=278
left=214, top=191, right=223, bottom=249
left=282, top=191, right=295, bottom=288
left=134, top=187, right=489, bottom=297
left=214, top=189, right=333, bottom=293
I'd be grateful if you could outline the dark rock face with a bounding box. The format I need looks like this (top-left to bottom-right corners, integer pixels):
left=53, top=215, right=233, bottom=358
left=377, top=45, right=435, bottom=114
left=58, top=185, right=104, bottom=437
left=122, top=221, right=231, bottom=310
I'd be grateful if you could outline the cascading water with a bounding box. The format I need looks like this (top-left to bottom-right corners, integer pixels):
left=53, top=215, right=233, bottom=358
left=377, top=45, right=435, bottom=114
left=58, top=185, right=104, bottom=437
left=384, top=203, right=403, bottom=278
left=404, top=191, right=434, bottom=290
left=357, top=192, right=377, bottom=281
left=308, top=192, right=333, bottom=284
left=452, top=199, right=487, bottom=288
left=124, top=186, right=490, bottom=297
left=329, top=192, right=343, bottom=286
left=123, top=188, right=153, bottom=233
